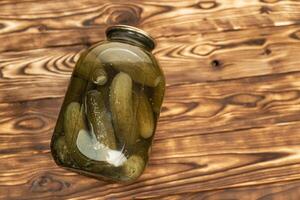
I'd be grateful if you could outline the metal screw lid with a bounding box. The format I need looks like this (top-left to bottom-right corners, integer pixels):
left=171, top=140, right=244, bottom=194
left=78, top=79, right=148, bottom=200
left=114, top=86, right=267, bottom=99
left=106, top=25, right=156, bottom=51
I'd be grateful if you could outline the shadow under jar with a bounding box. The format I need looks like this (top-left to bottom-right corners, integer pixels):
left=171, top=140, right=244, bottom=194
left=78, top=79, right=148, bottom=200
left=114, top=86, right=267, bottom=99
left=50, top=25, right=165, bottom=182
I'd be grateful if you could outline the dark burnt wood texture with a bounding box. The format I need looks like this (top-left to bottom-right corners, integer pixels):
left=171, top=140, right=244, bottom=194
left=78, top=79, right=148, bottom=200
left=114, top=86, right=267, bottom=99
left=1, top=0, right=300, bottom=199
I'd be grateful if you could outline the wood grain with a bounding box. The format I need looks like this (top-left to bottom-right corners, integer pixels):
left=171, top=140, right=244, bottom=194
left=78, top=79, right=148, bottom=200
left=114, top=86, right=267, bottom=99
left=161, top=180, right=300, bottom=200
left=1, top=0, right=300, bottom=199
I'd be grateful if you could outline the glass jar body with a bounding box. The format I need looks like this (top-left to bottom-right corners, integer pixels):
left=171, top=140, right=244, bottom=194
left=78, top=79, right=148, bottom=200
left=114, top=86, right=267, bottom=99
left=51, top=38, right=165, bottom=182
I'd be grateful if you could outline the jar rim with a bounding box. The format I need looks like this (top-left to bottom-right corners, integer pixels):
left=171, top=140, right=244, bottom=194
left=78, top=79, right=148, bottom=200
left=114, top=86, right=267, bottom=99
left=105, top=25, right=156, bottom=50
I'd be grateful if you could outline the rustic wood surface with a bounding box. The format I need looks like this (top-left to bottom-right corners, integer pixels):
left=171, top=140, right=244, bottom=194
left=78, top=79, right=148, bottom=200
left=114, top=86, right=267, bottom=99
left=1, top=0, right=300, bottom=199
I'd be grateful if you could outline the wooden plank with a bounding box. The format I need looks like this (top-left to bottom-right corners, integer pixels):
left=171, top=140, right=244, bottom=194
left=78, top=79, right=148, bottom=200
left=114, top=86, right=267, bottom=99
left=2, top=70, right=300, bottom=140
left=2, top=121, right=300, bottom=199
left=1, top=24, right=300, bottom=100
left=1, top=71, right=300, bottom=198
left=156, top=24, right=300, bottom=83
left=0, top=0, right=299, bottom=52
left=160, top=180, right=300, bottom=200
left=1, top=0, right=300, bottom=199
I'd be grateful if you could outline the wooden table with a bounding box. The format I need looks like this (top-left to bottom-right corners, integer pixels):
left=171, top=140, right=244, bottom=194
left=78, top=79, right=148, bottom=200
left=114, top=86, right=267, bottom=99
left=1, top=0, right=300, bottom=199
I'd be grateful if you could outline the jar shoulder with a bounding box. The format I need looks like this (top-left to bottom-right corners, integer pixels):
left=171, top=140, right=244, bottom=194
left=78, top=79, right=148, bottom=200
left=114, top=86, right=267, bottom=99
left=84, top=41, right=158, bottom=66
left=75, top=40, right=165, bottom=88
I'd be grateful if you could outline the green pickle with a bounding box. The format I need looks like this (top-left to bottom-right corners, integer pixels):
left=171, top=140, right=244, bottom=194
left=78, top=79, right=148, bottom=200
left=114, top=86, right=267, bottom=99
left=86, top=90, right=116, bottom=149
left=135, top=89, right=155, bottom=139
left=75, top=49, right=108, bottom=85
left=54, top=77, right=87, bottom=134
left=53, top=136, right=72, bottom=166
left=51, top=25, right=165, bottom=182
left=122, top=155, right=145, bottom=181
left=98, top=48, right=161, bottom=87
left=110, top=72, right=139, bottom=146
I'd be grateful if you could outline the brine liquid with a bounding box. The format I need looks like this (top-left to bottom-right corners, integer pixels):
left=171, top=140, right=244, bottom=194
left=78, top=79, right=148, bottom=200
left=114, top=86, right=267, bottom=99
left=51, top=41, right=165, bottom=182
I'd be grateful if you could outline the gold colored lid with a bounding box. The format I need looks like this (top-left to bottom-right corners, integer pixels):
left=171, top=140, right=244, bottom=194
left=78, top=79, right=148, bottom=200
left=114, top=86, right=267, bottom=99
left=106, top=25, right=156, bottom=50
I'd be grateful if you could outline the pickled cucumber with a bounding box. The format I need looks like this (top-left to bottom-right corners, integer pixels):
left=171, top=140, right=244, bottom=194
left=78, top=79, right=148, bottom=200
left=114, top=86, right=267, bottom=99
left=65, top=77, right=88, bottom=104
left=97, top=84, right=110, bottom=109
left=110, top=72, right=139, bottom=146
left=92, top=67, right=107, bottom=85
left=63, top=100, right=127, bottom=172
left=112, top=61, right=161, bottom=87
left=54, top=77, right=87, bottom=134
left=64, top=102, right=85, bottom=147
left=53, top=136, right=72, bottom=165
left=98, top=45, right=161, bottom=87
left=85, top=90, right=116, bottom=149
left=76, top=129, right=126, bottom=167
left=122, top=155, right=145, bottom=181
left=63, top=102, right=112, bottom=170
left=73, top=131, right=114, bottom=171
left=148, top=53, right=165, bottom=114
left=63, top=102, right=88, bottom=169
left=135, top=90, right=154, bottom=139
left=151, top=78, right=165, bottom=114
left=76, top=51, right=108, bottom=85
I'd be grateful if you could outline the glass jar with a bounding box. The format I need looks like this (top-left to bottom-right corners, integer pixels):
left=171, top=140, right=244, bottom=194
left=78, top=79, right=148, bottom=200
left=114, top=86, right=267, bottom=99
left=50, top=25, right=165, bottom=182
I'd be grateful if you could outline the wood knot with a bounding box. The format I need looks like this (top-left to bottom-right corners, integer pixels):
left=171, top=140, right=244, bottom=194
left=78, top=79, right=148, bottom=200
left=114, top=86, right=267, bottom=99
left=289, top=30, right=300, bottom=41
left=264, top=48, right=272, bottom=55
left=15, top=115, right=46, bottom=131
left=30, top=174, right=70, bottom=193
left=260, top=6, right=272, bottom=14
left=161, top=106, right=168, bottom=113
left=225, top=94, right=264, bottom=107
left=38, top=25, right=48, bottom=32
left=196, top=1, right=219, bottom=9
left=260, top=0, right=280, bottom=3
left=106, top=5, right=141, bottom=25
left=211, top=59, right=222, bottom=69
left=243, top=38, right=266, bottom=46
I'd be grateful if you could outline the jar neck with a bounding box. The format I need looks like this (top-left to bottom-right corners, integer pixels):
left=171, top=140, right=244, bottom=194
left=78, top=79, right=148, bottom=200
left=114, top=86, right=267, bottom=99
left=106, top=25, right=155, bottom=51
